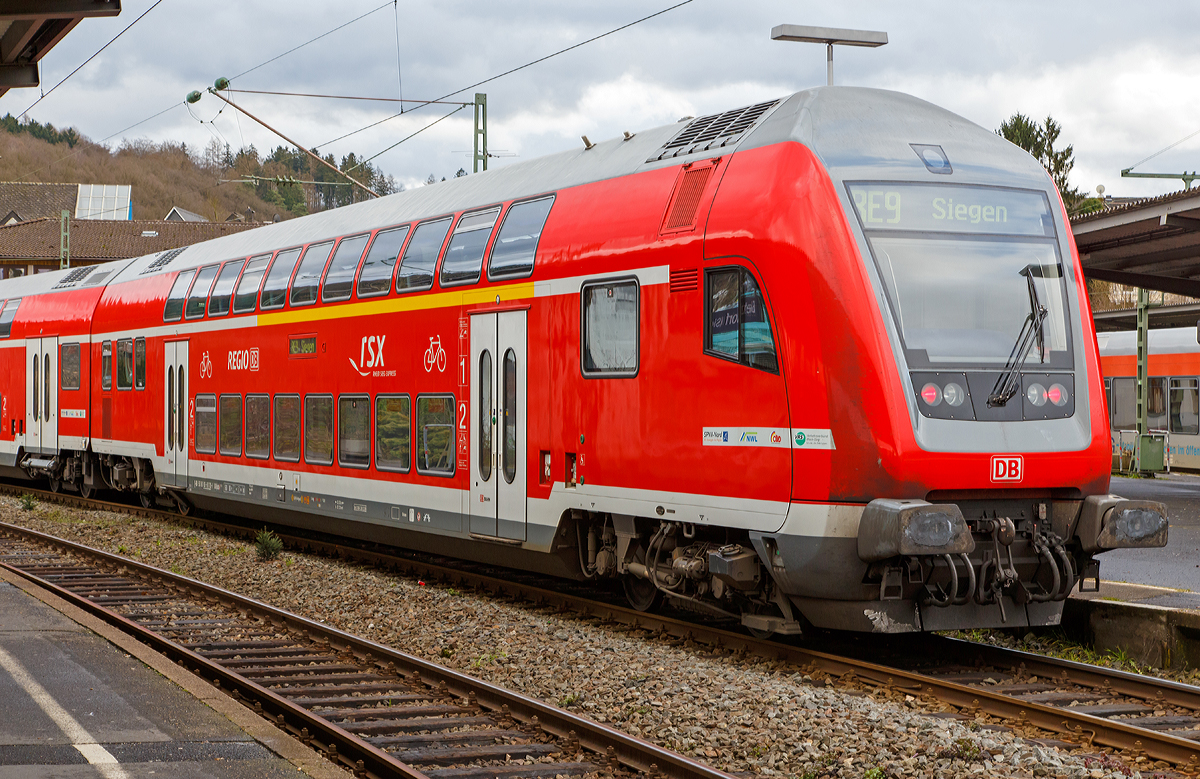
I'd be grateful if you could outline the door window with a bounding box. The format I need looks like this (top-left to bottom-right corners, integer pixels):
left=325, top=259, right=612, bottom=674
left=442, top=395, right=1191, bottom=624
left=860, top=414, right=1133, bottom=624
left=31, top=353, right=38, bottom=421
left=479, top=350, right=492, bottom=481
left=135, top=338, right=146, bottom=389
left=502, top=348, right=517, bottom=484
left=167, top=366, right=175, bottom=451
left=177, top=364, right=186, bottom=452
left=43, top=354, right=49, bottom=422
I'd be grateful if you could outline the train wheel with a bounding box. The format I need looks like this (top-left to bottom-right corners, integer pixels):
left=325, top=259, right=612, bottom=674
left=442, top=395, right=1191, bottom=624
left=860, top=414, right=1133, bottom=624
left=79, top=481, right=93, bottom=500
left=48, top=478, right=62, bottom=494
left=622, top=575, right=660, bottom=612
left=139, top=493, right=154, bottom=509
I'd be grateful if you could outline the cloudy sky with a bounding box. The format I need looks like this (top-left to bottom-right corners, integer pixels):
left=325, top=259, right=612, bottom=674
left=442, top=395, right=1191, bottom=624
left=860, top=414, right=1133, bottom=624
left=5, top=1, right=1200, bottom=196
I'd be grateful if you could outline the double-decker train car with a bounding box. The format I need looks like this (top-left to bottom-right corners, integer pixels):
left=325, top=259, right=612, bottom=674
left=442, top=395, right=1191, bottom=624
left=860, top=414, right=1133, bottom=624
left=1099, top=327, right=1200, bottom=469
left=0, top=87, right=1167, bottom=635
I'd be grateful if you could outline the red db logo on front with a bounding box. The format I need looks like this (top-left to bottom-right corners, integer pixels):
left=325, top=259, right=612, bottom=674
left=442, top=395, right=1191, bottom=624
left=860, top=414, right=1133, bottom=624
left=991, top=455, right=1023, bottom=482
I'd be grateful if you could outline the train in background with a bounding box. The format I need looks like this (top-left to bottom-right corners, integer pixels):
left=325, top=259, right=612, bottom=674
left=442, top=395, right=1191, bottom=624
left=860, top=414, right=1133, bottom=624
left=1099, top=327, right=1200, bottom=469
left=0, top=86, right=1167, bottom=636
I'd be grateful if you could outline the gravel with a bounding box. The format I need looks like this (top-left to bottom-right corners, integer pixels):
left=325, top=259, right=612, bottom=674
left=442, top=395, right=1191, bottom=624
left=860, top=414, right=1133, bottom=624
left=0, top=496, right=1159, bottom=778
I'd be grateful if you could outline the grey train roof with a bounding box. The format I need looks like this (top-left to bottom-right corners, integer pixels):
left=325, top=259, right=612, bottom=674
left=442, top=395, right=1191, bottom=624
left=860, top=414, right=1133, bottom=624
left=0, top=87, right=1047, bottom=300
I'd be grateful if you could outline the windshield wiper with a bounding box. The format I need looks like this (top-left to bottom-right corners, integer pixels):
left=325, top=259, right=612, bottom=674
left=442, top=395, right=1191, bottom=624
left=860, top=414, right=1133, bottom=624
left=988, top=266, right=1048, bottom=407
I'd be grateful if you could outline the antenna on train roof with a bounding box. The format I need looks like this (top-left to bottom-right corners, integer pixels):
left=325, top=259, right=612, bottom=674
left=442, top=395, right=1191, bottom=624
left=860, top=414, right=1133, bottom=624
left=770, top=24, right=888, bottom=86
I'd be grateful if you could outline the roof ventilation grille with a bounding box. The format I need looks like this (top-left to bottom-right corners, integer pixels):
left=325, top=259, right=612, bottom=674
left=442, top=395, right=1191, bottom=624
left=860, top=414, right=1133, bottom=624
left=53, top=266, right=94, bottom=289
left=141, top=246, right=188, bottom=275
left=648, top=99, right=779, bottom=163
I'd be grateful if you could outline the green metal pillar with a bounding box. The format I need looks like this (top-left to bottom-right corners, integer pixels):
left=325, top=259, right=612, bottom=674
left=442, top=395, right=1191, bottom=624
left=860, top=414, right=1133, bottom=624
left=473, top=93, right=487, bottom=174
left=59, top=210, right=69, bottom=269
left=1134, top=287, right=1166, bottom=472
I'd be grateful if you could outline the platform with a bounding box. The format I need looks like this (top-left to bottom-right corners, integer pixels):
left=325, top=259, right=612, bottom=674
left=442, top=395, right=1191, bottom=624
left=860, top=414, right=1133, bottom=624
left=0, top=567, right=346, bottom=778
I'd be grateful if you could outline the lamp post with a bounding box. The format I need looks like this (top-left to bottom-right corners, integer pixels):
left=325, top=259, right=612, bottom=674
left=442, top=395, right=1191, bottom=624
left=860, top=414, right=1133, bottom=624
left=770, top=24, right=888, bottom=86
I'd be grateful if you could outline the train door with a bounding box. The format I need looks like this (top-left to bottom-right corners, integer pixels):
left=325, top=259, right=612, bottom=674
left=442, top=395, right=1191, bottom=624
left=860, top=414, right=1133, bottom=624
left=163, top=340, right=188, bottom=487
left=24, top=337, right=57, bottom=453
left=469, top=311, right=527, bottom=541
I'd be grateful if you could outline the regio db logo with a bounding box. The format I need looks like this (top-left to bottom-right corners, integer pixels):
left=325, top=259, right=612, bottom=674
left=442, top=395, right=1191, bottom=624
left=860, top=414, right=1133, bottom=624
left=227, top=348, right=259, bottom=372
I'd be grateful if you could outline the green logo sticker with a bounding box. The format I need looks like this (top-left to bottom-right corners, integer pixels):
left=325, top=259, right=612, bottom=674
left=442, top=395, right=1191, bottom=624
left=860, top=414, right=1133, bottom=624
left=794, top=431, right=806, bottom=446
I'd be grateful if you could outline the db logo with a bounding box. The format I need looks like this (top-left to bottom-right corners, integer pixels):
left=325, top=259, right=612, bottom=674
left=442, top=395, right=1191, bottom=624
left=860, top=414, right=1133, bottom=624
left=991, top=455, right=1024, bottom=482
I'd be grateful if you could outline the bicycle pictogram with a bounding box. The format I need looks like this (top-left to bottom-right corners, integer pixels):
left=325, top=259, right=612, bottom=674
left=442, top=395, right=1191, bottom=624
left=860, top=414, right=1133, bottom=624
left=199, top=352, right=213, bottom=379
left=423, top=335, right=447, bottom=373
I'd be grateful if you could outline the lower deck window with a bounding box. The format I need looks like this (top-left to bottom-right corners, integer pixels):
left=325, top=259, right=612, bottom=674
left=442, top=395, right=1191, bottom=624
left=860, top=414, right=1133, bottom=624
left=581, top=279, right=638, bottom=376
left=339, top=395, right=370, bottom=468
left=246, top=395, right=270, bottom=458
left=195, top=394, right=217, bottom=454
left=376, top=395, right=410, bottom=472
left=305, top=394, right=333, bottom=465
left=219, top=394, right=242, bottom=456
left=416, top=394, right=454, bottom=475
left=274, top=394, right=300, bottom=461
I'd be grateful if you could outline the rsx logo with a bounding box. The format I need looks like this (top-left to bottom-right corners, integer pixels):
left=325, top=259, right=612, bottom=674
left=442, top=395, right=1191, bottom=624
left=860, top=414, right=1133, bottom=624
left=350, top=336, right=386, bottom=376
left=991, top=455, right=1023, bottom=482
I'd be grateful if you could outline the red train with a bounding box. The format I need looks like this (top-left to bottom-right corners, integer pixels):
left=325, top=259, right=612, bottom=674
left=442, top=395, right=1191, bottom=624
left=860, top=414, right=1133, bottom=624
left=0, top=87, right=1167, bottom=635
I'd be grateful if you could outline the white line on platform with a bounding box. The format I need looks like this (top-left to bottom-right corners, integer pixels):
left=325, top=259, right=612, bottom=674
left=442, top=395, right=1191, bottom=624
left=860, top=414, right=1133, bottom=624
left=0, top=645, right=131, bottom=778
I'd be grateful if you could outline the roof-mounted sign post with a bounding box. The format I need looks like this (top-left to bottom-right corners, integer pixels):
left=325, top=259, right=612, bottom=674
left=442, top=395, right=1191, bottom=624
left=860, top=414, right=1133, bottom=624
left=770, top=24, right=887, bottom=86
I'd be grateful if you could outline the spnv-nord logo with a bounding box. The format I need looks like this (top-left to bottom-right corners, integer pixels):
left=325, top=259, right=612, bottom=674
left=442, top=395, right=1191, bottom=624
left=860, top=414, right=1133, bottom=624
left=991, top=455, right=1023, bottom=482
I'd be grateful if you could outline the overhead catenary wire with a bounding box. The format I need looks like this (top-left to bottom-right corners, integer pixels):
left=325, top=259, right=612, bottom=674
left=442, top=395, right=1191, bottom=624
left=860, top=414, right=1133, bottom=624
left=17, top=0, right=166, bottom=119
left=316, top=0, right=696, bottom=153
left=223, top=89, right=470, bottom=106
left=1126, top=126, right=1200, bottom=172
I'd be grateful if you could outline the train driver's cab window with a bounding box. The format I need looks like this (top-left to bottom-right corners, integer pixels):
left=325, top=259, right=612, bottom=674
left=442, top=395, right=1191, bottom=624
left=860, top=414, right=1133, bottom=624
left=163, top=269, right=196, bottom=322
left=60, top=343, right=81, bottom=390
left=233, top=254, right=272, bottom=314
left=185, top=265, right=220, bottom=319
left=581, top=279, right=638, bottom=376
left=440, top=207, right=500, bottom=286
left=322, top=234, right=370, bottom=302
left=290, top=242, right=335, bottom=306
left=260, top=248, right=302, bottom=310
left=116, top=339, right=133, bottom=390
left=357, top=226, right=409, bottom=298
left=489, top=196, right=554, bottom=279
left=396, top=217, right=452, bottom=293
left=1171, top=378, right=1199, bottom=436
left=704, top=267, right=779, bottom=373
left=0, top=298, right=20, bottom=338
left=208, top=259, right=245, bottom=317
left=101, top=341, right=112, bottom=390
left=195, top=394, right=217, bottom=454
left=416, top=394, right=454, bottom=475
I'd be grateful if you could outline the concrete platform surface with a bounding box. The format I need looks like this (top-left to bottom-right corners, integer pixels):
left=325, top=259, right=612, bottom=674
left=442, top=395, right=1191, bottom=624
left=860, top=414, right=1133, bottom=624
left=0, top=571, right=346, bottom=779
left=1101, top=473, right=1200, bottom=591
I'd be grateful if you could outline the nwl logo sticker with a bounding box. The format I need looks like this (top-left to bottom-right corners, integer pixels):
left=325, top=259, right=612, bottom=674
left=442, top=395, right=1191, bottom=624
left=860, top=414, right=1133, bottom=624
left=991, top=455, right=1023, bottom=482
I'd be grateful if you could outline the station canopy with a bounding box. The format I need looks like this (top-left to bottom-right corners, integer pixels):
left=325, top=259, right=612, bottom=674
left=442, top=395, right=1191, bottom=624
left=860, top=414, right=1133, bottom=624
left=1073, top=187, right=1200, bottom=331
left=0, top=1, right=120, bottom=98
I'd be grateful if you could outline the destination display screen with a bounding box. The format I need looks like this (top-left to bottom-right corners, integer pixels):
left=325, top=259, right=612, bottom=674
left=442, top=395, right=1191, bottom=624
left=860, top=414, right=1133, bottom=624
left=846, top=183, right=1055, bottom=237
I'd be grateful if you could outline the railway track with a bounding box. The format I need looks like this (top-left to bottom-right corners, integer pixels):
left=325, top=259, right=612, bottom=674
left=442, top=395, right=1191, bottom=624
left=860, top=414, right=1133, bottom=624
left=0, top=519, right=736, bottom=779
left=4, top=482, right=1200, bottom=773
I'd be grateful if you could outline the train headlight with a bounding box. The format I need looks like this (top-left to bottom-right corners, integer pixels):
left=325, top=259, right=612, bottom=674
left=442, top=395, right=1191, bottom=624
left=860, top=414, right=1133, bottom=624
left=943, top=382, right=965, bottom=407
left=1026, top=383, right=1047, bottom=407
left=1047, top=383, right=1069, bottom=407
left=920, top=383, right=942, bottom=407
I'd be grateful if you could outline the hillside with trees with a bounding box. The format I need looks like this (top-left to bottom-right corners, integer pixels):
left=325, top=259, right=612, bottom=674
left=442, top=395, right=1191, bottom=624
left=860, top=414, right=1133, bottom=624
left=0, top=115, right=399, bottom=222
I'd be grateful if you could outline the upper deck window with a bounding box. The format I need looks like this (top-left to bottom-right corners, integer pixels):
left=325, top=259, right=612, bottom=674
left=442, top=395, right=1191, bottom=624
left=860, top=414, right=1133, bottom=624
left=260, top=248, right=302, bottom=310
left=846, top=182, right=1070, bottom=371
left=290, top=241, right=335, bottom=306
left=164, top=270, right=195, bottom=322
left=0, top=298, right=20, bottom=338
left=358, top=226, right=409, bottom=298
left=184, top=265, right=219, bottom=320
left=440, top=207, right=500, bottom=286
left=207, top=259, right=245, bottom=317
left=489, top=196, right=554, bottom=279
left=233, top=254, right=272, bottom=314
left=322, top=234, right=370, bottom=302
left=396, top=217, right=451, bottom=293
